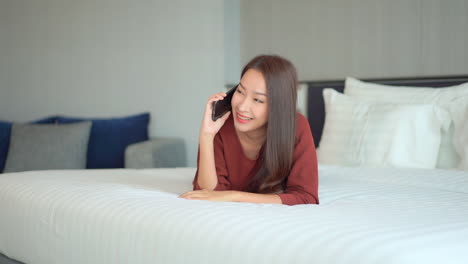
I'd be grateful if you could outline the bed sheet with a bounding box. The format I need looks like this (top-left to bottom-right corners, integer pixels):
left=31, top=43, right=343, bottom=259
left=0, top=166, right=467, bottom=264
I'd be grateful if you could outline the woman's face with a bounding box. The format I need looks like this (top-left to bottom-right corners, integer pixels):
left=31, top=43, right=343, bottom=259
left=231, top=69, right=269, bottom=135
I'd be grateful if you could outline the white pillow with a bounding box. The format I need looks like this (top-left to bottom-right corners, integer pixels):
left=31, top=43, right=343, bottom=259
left=317, top=89, right=450, bottom=169
left=344, top=77, right=468, bottom=169
left=452, top=99, right=468, bottom=171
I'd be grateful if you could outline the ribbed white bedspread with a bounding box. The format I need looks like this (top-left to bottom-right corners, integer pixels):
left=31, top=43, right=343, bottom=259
left=1, top=166, right=467, bottom=264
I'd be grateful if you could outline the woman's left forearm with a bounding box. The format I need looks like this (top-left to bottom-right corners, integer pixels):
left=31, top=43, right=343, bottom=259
left=231, top=191, right=282, bottom=204
left=180, top=190, right=283, bottom=204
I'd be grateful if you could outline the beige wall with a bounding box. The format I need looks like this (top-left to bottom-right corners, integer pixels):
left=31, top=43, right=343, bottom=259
left=0, top=0, right=225, bottom=166
left=240, top=0, right=468, bottom=81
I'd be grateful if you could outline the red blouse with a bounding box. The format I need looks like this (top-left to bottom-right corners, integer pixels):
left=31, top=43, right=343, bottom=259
left=193, top=113, right=319, bottom=205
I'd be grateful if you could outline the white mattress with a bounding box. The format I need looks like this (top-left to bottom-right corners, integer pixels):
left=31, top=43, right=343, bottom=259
left=0, top=165, right=468, bottom=264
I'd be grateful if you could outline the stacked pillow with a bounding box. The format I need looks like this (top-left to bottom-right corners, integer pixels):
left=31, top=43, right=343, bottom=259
left=317, top=77, right=468, bottom=170
left=4, top=122, right=92, bottom=173
left=0, top=116, right=58, bottom=173
left=0, top=112, right=150, bottom=173
left=454, top=108, right=468, bottom=170
left=57, top=112, right=150, bottom=169
left=0, top=121, right=14, bottom=172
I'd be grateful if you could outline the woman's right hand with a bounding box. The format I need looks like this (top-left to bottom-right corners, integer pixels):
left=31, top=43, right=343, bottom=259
left=200, top=92, right=231, bottom=138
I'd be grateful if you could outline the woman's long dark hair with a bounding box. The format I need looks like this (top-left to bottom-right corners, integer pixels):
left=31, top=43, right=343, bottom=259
left=243, top=55, right=298, bottom=194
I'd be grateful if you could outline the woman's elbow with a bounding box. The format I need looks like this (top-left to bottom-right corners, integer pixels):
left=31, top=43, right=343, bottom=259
left=196, top=181, right=216, bottom=191
left=296, top=191, right=319, bottom=205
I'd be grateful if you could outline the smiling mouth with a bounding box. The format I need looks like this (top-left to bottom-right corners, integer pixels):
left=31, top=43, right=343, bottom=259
left=237, top=113, right=253, bottom=121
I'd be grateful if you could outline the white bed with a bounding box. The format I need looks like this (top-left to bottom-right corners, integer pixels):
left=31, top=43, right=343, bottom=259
left=1, top=165, right=467, bottom=264
left=2, top=76, right=467, bottom=264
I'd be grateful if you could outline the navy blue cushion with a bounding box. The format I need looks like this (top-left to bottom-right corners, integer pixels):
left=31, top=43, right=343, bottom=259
left=0, top=121, right=12, bottom=173
left=34, top=116, right=59, bottom=124
left=57, top=112, right=150, bottom=169
left=0, top=116, right=58, bottom=173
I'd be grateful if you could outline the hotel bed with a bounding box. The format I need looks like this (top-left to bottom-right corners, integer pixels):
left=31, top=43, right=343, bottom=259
left=1, top=76, right=468, bottom=264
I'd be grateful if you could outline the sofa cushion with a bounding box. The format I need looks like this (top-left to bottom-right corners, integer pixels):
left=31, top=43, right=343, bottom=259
left=3, top=122, right=92, bottom=173
left=57, top=112, right=150, bottom=169
left=0, top=121, right=12, bottom=173
left=34, top=116, right=59, bottom=124
left=0, top=116, right=58, bottom=173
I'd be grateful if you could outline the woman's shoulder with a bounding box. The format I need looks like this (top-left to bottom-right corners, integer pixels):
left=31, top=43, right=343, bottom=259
left=294, top=112, right=315, bottom=145
left=295, top=112, right=311, bottom=133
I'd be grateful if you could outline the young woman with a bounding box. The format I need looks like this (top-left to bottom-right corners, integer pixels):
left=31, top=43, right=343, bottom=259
left=179, top=55, right=319, bottom=205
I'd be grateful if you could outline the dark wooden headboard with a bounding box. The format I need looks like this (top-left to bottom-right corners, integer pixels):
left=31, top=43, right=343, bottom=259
left=303, top=75, right=468, bottom=147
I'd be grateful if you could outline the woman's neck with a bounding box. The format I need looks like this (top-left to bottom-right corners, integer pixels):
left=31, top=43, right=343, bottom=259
left=236, top=127, right=267, bottom=147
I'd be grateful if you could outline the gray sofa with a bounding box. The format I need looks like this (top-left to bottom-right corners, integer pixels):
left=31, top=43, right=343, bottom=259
left=125, top=137, right=187, bottom=168
left=1, top=119, right=187, bottom=173
left=0, top=253, right=21, bottom=264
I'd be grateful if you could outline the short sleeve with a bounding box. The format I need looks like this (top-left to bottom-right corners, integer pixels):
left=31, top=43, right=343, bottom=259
left=277, top=114, right=319, bottom=205
left=192, top=133, right=231, bottom=191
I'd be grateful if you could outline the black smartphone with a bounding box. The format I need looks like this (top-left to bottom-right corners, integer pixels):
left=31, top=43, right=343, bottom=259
left=211, top=85, right=237, bottom=121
